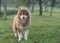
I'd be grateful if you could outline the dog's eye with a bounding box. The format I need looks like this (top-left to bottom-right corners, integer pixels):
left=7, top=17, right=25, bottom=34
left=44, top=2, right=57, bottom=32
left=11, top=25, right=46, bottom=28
left=23, top=13, right=28, bottom=15
left=26, top=13, right=28, bottom=14
left=19, top=13, right=22, bottom=15
left=25, top=13, right=28, bottom=15
left=19, top=13, right=21, bottom=14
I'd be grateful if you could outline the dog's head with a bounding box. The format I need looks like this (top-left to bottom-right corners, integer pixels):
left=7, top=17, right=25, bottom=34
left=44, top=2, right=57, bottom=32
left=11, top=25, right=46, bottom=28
left=17, top=7, right=30, bottom=23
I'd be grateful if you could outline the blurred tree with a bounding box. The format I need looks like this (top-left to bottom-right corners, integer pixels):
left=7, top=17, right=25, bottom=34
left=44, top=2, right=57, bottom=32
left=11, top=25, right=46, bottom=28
left=3, top=0, right=7, bottom=20
left=26, top=0, right=31, bottom=8
left=9, top=0, right=21, bottom=8
left=38, top=0, right=43, bottom=16
left=10, top=0, right=31, bottom=8
left=15, top=0, right=20, bottom=8
left=31, top=0, right=35, bottom=13
left=44, top=0, right=49, bottom=12
left=56, top=0, right=60, bottom=4
left=0, top=0, right=1, bottom=13
left=0, top=0, right=1, bottom=7
left=50, top=0, right=56, bottom=16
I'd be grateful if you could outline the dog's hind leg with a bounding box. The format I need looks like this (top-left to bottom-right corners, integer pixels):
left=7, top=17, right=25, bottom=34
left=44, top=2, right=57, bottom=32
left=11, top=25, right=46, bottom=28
left=13, top=25, right=17, bottom=37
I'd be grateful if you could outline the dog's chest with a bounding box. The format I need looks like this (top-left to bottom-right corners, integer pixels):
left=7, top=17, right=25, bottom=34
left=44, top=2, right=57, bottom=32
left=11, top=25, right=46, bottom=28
left=20, top=25, right=29, bottom=30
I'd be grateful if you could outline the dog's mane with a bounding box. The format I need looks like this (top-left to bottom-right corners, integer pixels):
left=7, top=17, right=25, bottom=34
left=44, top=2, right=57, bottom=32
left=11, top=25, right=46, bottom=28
left=16, top=7, right=31, bottom=25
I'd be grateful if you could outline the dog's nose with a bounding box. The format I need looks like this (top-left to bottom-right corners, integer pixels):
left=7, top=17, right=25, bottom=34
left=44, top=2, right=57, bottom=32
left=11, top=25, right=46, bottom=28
left=23, top=17, right=25, bottom=19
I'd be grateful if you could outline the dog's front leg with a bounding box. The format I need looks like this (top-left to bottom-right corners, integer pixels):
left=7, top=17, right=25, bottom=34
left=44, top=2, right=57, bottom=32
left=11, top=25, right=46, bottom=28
left=17, top=29, right=22, bottom=41
left=24, top=29, right=29, bottom=40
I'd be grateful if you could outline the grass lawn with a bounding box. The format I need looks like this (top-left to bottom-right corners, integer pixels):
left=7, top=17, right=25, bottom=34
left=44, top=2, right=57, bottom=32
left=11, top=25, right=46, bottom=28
left=0, top=11, right=60, bottom=43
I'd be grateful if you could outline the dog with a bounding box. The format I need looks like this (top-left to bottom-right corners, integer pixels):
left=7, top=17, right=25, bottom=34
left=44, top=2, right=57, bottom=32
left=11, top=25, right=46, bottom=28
left=13, top=7, right=31, bottom=41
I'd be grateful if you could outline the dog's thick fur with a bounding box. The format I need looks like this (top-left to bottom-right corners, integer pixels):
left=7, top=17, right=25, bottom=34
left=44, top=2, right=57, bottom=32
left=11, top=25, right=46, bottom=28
left=13, top=7, right=31, bottom=41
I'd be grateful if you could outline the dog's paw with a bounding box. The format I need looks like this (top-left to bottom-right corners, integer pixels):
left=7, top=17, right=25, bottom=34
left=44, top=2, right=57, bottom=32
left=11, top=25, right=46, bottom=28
left=25, top=38, right=28, bottom=40
left=15, top=34, right=17, bottom=37
left=18, top=38, right=22, bottom=41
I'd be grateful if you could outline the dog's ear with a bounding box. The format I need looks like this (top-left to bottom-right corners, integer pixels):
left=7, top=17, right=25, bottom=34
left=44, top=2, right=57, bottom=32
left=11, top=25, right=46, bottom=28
left=18, top=7, right=24, bottom=10
left=17, top=12, right=21, bottom=20
left=17, top=7, right=21, bottom=15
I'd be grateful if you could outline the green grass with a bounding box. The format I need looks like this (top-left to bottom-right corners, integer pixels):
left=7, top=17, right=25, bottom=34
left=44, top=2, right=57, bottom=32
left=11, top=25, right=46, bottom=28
left=0, top=11, right=60, bottom=43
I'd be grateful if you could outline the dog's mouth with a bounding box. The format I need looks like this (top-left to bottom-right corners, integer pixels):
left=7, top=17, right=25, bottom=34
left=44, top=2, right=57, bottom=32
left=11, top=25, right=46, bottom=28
left=20, top=16, right=27, bottom=23
left=22, top=20, right=26, bottom=23
left=20, top=15, right=27, bottom=20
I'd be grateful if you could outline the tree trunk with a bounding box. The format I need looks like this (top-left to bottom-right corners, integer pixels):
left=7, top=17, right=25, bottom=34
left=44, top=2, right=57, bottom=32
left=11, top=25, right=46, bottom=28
left=3, top=0, right=7, bottom=20
left=26, top=0, right=30, bottom=8
left=50, top=6, right=54, bottom=16
left=44, top=4, right=48, bottom=12
left=15, top=0, right=19, bottom=8
left=0, top=0, right=1, bottom=7
left=39, top=0, right=43, bottom=16
left=50, top=0, right=56, bottom=16
left=31, top=0, right=34, bottom=13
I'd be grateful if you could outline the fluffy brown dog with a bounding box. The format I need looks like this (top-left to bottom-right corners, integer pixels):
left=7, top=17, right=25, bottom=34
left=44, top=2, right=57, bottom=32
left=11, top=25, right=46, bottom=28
left=13, top=7, right=31, bottom=41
